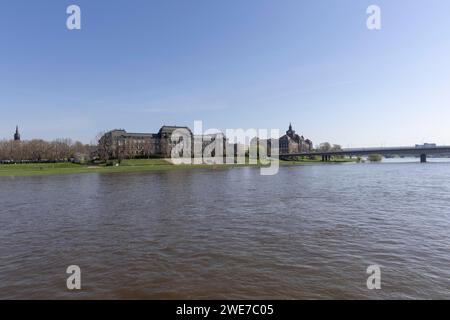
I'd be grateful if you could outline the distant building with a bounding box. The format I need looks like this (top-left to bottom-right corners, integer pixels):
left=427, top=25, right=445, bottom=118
left=251, top=123, right=313, bottom=157
left=14, top=126, right=20, bottom=141
left=279, top=123, right=313, bottom=154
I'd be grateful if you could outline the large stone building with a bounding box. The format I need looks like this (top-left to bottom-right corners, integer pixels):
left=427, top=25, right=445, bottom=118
left=99, top=123, right=313, bottom=160
left=279, top=123, right=313, bottom=154
left=98, top=125, right=193, bottom=159
left=255, top=124, right=313, bottom=157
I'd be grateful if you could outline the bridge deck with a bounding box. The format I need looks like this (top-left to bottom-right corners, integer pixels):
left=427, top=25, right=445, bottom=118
left=280, top=146, right=450, bottom=157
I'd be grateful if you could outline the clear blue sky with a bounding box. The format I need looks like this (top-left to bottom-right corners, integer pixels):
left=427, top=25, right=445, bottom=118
left=1, top=0, right=450, bottom=147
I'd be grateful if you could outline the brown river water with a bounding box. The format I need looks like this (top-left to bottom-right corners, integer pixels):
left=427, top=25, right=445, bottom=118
left=0, top=161, right=449, bottom=299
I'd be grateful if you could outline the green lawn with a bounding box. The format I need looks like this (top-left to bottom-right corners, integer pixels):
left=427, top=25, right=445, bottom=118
left=0, top=159, right=189, bottom=177
left=0, top=162, right=93, bottom=177
left=119, top=158, right=172, bottom=166
left=0, top=157, right=356, bottom=177
left=0, top=159, right=241, bottom=177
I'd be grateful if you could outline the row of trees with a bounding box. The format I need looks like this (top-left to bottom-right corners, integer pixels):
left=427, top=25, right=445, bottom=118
left=96, top=131, right=157, bottom=164
left=0, top=139, right=90, bottom=162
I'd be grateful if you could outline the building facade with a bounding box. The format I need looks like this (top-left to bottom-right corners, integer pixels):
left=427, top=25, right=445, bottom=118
left=98, top=126, right=193, bottom=159
left=256, top=124, right=313, bottom=157
left=279, top=123, right=313, bottom=154
left=99, top=123, right=313, bottom=160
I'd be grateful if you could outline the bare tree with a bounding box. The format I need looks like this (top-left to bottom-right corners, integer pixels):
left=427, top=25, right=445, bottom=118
left=318, top=142, right=332, bottom=152
left=96, top=131, right=112, bottom=162
left=0, top=138, right=89, bottom=163
left=330, top=144, right=343, bottom=152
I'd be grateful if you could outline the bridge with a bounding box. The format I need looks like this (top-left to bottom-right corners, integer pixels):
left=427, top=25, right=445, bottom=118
left=279, top=145, right=450, bottom=163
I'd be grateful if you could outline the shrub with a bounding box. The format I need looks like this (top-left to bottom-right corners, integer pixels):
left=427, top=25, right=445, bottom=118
left=368, top=154, right=383, bottom=162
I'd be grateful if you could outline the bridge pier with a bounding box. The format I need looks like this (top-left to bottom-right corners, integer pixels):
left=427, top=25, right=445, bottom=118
left=322, top=155, right=331, bottom=162
left=420, top=154, right=427, bottom=163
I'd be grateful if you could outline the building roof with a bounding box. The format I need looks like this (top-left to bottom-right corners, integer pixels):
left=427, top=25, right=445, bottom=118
left=122, top=132, right=157, bottom=138
left=280, top=124, right=311, bottom=144
left=158, top=126, right=192, bottom=135
left=105, top=129, right=157, bottom=139
left=106, top=126, right=193, bottom=139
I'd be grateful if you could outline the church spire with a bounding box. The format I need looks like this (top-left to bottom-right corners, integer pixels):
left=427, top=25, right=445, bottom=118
left=286, top=122, right=295, bottom=137
left=14, top=125, right=20, bottom=141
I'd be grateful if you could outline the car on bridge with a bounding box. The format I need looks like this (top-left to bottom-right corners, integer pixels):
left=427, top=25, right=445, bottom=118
left=415, top=143, right=437, bottom=149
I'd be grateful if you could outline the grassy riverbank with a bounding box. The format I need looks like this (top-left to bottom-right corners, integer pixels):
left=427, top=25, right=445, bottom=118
left=0, top=157, right=355, bottom=177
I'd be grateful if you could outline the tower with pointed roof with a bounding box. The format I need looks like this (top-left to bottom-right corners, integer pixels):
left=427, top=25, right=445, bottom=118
left=286, top=122, right=296, bottom=137
left=279, top=123, right=313, bottom=154
left=14, top=126, right=20, bottom=141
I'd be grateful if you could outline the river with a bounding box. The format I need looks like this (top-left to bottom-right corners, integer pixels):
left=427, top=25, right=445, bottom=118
left=1, top=161, right=449, bottom=299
